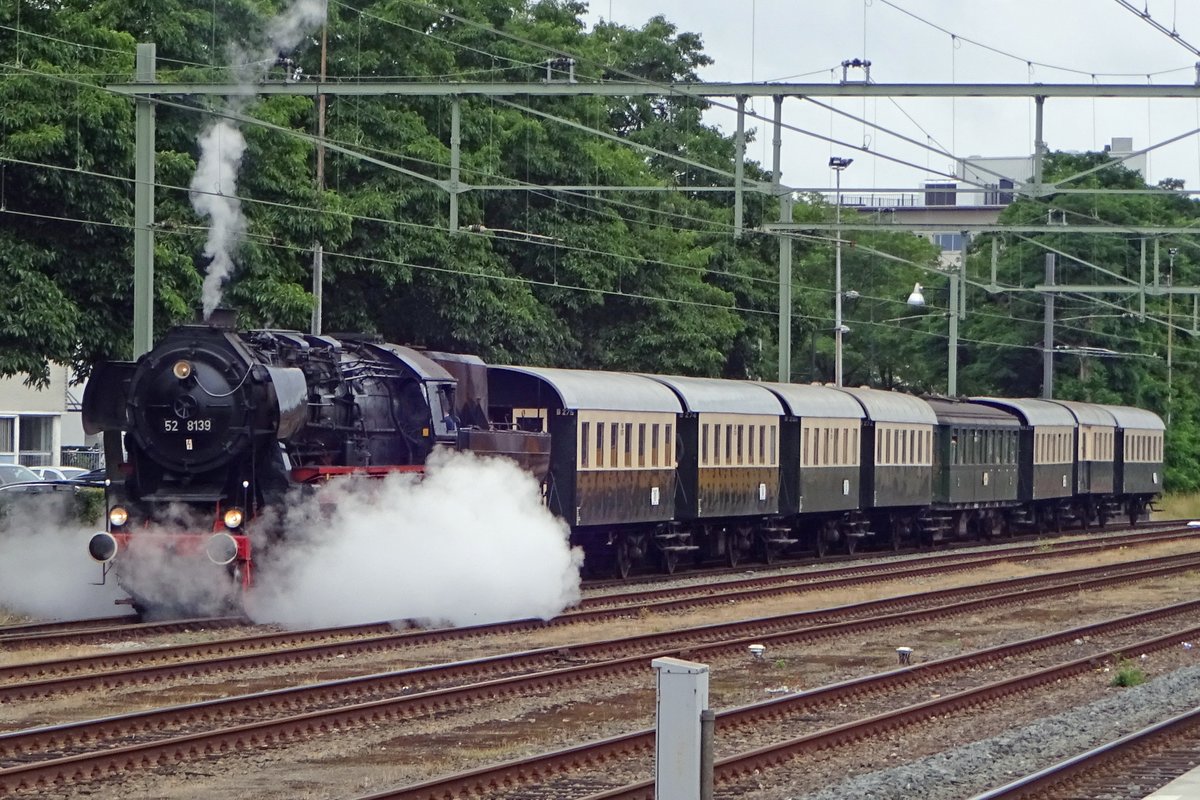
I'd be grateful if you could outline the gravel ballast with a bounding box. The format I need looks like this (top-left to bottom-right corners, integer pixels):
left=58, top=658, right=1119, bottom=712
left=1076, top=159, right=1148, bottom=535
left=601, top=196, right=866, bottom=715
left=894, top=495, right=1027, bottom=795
left=783, top=663, right=1200, bottom=800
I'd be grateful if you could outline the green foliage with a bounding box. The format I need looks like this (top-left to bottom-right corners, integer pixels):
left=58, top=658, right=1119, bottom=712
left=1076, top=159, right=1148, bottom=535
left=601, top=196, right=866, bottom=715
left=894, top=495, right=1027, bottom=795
left=1110, top=657, right=1147, bottom=687
left=5, top=0, right=1190, bottom=491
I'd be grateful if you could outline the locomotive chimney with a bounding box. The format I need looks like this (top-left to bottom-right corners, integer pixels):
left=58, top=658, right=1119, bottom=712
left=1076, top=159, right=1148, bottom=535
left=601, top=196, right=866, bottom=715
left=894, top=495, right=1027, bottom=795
left=196, top=307, right=237, bottom=329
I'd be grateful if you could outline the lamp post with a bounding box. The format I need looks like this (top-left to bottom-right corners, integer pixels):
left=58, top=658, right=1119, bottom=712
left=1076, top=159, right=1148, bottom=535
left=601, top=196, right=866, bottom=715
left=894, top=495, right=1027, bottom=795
left=830, top=156, right=853, bottom=386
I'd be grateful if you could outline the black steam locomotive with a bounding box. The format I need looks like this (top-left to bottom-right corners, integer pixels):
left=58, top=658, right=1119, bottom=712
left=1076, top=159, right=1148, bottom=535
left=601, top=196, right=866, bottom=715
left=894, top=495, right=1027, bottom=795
left=81, top=314, right=549, bottom=609
left=82, top=316, right=1165, bottom=611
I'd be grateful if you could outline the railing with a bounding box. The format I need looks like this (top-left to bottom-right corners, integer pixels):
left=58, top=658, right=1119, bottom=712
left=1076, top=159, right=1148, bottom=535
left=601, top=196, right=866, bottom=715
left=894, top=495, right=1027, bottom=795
left=60, top=447, right=104, bottom=469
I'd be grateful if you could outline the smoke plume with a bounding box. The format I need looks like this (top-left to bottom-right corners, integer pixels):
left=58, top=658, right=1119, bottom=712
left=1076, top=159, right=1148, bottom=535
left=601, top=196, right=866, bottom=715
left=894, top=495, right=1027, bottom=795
left=191, top=120, right=248, bottom=319
left=191, top=0, right=328, bottom=318
left=246, top=449, right=584, bottom=629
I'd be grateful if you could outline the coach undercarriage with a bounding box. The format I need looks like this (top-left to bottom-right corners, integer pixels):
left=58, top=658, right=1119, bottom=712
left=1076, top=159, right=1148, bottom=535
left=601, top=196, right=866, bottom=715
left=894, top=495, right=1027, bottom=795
left=576, top=491, right=1158, bottom=579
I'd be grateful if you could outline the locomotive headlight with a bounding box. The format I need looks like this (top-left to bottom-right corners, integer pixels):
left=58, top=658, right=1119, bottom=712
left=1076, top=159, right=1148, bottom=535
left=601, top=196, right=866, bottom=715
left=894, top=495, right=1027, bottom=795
left=223, top=507, right=245, bottom=530
left=108, top=506, right=129, bottom=528
left=172, top=360, right=193, bottom=380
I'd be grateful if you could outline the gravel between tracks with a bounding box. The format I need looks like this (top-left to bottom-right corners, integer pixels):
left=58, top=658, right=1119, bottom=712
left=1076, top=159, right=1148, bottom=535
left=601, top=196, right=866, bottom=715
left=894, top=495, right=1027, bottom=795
left=747, top=664, right=1200, bottom=800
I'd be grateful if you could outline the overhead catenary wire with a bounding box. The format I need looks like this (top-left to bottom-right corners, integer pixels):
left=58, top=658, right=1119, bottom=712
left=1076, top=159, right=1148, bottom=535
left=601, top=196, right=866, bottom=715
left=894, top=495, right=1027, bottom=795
left=5, top=1, right=1199, bottom=365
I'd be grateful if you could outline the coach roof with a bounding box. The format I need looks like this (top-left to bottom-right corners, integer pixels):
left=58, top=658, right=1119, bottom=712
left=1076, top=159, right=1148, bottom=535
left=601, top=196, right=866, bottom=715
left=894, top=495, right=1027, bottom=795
left=489, top=366, right=681, bottom=413
left=763, top=382, right=865, bottom=419
left=971, top=397, right=1077, bottom=427
left=1047, top=399, right=1117, bottom=428
left=645, top=375, right=785, bottom=415
left=836, top=386, right=937, bottom=424
left=1101, top=404, right=1166, bottom=431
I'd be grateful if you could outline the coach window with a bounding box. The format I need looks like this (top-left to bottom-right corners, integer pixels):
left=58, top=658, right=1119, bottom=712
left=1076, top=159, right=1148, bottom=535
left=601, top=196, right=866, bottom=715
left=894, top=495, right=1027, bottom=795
left=610, top=423, right=619, bottom=468
left=638, top=423, right=647, bottom=467
left=760, top=425, right=767, bottom=465
left=665, top=424, right=673, bottom=466
left=580, top=422, right=590, bottom=467
left=769, top=424, right=776, bottom=465
left=724, top=424, right=733, bottom=465
left=649, top=423, right=660, bottom=467
left=623, top=423, right=632, bottom=467
left=737, top=425, right=745, bottom=465
left=700, top=424, right=709, bottom=466
left=830, top=428, right=839, bottom=466
left=595, top=422, right=605, bottom=467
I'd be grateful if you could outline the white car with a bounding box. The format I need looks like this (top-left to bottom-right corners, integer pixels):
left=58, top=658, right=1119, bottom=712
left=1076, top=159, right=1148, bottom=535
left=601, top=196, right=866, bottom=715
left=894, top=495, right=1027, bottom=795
left=29, top=466, right=91, bottom=482
left=0, top=464, right=41, bottom=485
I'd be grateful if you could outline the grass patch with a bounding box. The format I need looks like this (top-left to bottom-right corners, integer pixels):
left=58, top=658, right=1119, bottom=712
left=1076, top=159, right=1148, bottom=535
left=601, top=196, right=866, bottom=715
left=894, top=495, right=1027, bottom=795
left=1110, top=657, right=1147, bottom=687
left=1156, top=492, right=1200, bottom=522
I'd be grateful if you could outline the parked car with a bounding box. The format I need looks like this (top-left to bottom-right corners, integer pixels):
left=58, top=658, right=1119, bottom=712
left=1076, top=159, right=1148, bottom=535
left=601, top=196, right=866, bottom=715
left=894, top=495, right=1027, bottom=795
left=0, top=464, right=40, bottom=485
left=30, top=466, right=91, bottom=481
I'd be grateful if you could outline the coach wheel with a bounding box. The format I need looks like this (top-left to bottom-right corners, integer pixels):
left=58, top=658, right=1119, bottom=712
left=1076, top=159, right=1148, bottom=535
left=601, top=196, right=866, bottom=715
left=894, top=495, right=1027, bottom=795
left=756, top=534, right=777, bottom=565
left=889, top=518, right=904, bottom=552
left=727, top=535, right=741, bottom=568
left=661, top=548, right=679, bottom=575
left=845, top=534, right=858, bottom=556
left=813, top=528, right=828, bottom=559
left=614, top=536, right=634, bottom=579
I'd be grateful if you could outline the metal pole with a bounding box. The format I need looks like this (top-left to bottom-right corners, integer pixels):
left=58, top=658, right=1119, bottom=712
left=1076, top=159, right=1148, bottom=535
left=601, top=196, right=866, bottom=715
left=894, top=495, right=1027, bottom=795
left=450, top=97, right=461, bottom=233
left=773, top=95, right=792, bottom=382
left=990, top=236, right=999, bottom=291
left=133, top=43, right=156, bottom=356
left=948, top=263, right=958, bottom=396
left=700, top=708, right=716, bottom=800
left=1043, top=253, right=1055, bottom=399
left=734, top=96, right=745, bottom=239
left=1140, top=238, right=1147, bottom=319
left=1168, top=248, right=1176, bottom=425
left=1032, top=96, right=1046, bottom=192
left=311, top=17, right=328, bottom=336
left=834, top=166, right=844, bottom=387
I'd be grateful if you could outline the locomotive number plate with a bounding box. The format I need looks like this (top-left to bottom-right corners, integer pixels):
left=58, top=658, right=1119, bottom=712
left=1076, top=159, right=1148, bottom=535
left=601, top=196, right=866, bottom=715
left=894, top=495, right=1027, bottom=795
left=162, top=418, right=214, bottom=432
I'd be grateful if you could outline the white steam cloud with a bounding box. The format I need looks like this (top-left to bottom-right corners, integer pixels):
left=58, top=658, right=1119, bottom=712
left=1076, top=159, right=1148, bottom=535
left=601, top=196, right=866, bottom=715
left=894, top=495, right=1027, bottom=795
left=191, top=120, right=248, bottom=319
left=246, top=450, right=583, bottom=629
left=191, top=0, right=328, bottom=318
left=267, top=0, right=329, bottom=54
left=0, top=494, right=129, bottom=621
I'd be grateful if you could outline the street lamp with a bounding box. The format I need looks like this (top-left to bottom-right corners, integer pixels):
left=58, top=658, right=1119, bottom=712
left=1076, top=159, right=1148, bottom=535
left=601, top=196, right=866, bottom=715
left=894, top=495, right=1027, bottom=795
left=830, top=156, right=853, bottom=386
left=906, top=283, right=925, bottom=307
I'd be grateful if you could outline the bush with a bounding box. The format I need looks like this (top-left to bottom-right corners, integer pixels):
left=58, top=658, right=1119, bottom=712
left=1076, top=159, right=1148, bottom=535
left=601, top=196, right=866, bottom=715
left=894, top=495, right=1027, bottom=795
left=1111, top=657, right=1147, bottom=687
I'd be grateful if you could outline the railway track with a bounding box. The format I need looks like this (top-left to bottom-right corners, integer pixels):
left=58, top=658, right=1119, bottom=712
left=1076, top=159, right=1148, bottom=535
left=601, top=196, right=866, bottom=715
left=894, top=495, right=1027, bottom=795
left=0, top=616, right=245, bottom=648
left=1, top=556, right=1199, bottom=795
left=354, top=618, right=1200, bottom=800
left=970, top=706, right=1200, bottom=800
left=2, top=545, right=1200, bottom=704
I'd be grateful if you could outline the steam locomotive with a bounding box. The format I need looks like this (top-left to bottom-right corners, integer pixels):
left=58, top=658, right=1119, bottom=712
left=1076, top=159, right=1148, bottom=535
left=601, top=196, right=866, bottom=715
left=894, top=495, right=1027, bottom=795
left=82, top=315, right=1165, bottom=611
left=81, top=313, right=549, bottom=610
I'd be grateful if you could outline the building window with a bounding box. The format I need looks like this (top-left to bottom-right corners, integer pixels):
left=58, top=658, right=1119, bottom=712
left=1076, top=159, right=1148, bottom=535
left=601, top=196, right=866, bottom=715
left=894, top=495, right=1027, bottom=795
left=925, top=182, right=957, bottom=206
left=0, top=418, right=14, bottom=464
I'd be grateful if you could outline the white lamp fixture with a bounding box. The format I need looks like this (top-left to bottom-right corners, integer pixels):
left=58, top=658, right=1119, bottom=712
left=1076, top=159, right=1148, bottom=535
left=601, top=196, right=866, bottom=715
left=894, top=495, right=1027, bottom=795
left=907, top=283, right=925, bottom=307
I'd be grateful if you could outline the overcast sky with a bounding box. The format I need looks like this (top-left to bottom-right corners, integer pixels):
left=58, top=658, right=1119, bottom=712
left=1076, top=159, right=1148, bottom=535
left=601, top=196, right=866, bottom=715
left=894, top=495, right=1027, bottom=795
left=581, top=1, right=1200, bottom=196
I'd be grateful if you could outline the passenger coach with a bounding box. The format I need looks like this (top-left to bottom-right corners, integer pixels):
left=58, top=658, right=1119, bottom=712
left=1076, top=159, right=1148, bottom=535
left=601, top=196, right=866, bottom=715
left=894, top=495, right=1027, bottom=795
left=764, top=382, right=865, bottom=557
left=488, top=366, right=681, bottom=576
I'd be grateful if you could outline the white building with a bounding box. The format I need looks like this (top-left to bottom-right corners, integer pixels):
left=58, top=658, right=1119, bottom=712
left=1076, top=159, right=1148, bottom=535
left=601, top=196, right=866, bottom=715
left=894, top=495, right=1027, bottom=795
left=838, top=137, right=1147, bottom=266
left=0, top=365, right=96, bottom=467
